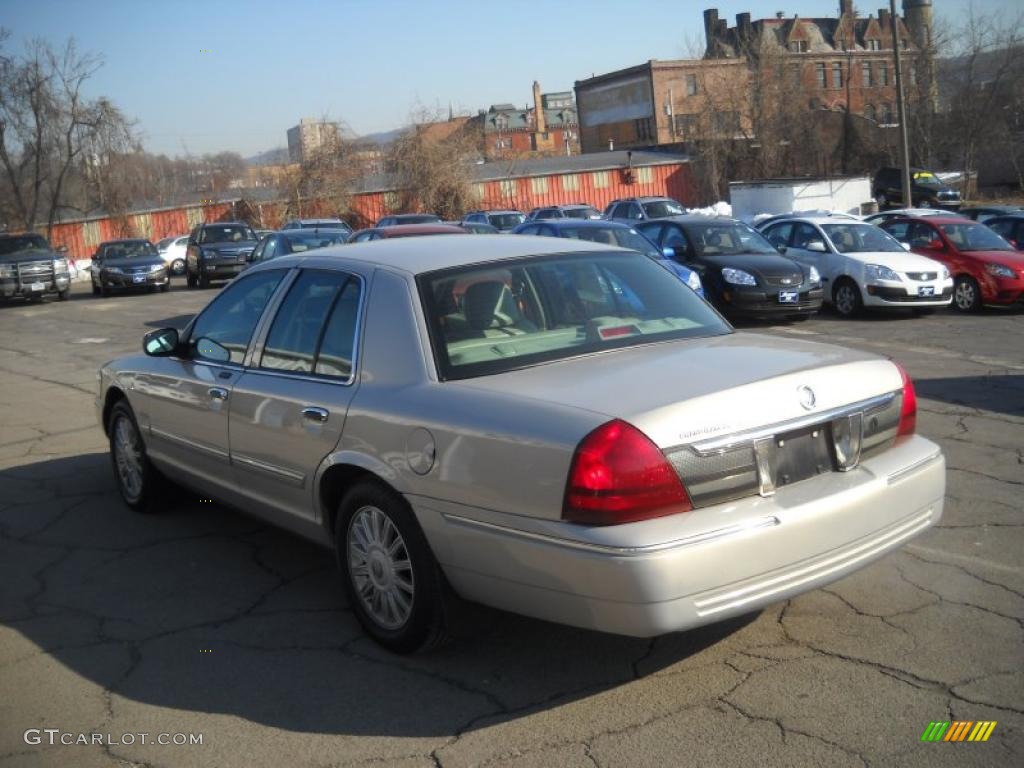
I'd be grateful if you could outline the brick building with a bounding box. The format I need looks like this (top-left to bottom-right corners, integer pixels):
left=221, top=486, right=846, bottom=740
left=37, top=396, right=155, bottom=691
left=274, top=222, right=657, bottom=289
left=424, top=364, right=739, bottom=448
left=481, top=82, right=580, bottom=159
left=575, top=1, right=935, bottom=154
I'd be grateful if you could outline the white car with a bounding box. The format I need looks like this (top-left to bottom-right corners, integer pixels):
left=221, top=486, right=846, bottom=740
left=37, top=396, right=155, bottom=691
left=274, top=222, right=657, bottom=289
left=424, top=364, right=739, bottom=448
left=157, top=235, right=189, bottom=275
left=759, top=217, right=953, bottom=317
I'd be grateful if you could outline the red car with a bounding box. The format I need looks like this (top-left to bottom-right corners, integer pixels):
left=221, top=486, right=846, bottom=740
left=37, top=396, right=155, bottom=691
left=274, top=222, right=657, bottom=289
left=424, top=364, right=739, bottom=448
left=880, top=216, right=1024, bottom=311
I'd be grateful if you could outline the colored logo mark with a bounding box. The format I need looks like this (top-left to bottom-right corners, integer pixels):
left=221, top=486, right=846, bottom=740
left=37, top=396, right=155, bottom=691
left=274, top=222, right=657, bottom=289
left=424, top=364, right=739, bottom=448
left=920, top=721, right=997, bottom=742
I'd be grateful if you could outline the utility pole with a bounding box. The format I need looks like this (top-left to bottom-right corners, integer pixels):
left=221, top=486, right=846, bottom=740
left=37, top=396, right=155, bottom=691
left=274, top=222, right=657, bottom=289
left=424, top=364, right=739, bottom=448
left=890, top=0, right=913, bottom=207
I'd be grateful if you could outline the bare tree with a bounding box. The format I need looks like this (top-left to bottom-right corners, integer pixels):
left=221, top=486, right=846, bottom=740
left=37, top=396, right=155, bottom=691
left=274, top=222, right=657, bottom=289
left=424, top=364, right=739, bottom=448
left=387, top=108, right=481, bottom=219
left=0, top=32, right=137, bottom=234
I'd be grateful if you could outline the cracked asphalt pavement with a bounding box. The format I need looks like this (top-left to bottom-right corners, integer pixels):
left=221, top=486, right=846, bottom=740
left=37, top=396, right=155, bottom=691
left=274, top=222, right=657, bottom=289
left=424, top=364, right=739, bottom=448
left=1, top=280, right=1021, bottom=767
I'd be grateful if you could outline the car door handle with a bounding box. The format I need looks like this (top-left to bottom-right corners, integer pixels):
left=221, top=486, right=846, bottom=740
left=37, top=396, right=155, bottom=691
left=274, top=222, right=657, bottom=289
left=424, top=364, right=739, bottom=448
left=208, top=387, right=229, bottom=401
left=302, top=407, right=329, bottom=423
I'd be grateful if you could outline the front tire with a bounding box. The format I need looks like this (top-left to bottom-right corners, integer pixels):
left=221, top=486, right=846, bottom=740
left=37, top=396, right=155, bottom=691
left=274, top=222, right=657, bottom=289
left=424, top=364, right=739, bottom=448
left=58, top=288, right=70, bottom=301
left=336, top=481, right=449, bottom=653
left=186, top=270, right=198, bottom=289
left=832, top=279, right=863, bottom=318
left=171, top=258, right=185, bottom=275
left=101, top=281, right=111, bottom=297
left=198, top=271, right=210, bottom=289
left=953, top=275, right=982, bottom=312
left=107, top=401, right=161, bottom=513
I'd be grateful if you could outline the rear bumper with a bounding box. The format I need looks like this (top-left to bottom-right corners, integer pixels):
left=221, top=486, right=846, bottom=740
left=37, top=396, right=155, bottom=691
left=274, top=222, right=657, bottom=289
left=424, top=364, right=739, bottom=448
left=415, top=435, right=944, bottom=637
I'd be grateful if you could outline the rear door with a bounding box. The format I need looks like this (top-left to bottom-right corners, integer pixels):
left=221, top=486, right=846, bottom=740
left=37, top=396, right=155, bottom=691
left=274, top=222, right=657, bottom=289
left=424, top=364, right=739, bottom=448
left=228, top=268, right=364, bottom=523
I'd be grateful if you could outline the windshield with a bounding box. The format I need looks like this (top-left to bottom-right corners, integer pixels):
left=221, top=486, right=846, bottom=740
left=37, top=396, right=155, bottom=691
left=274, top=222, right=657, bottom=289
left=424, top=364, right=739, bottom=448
left=100, top=241, right=157, bottom=259
left=641, top=200, right=686, bottom=218
left=823, top=223, right=905, bottom=253
left=557, top=226, right=660, bottom=258
left=0, top=235, right=50, bottom=255
left=284, top=232, right=349, bottom=252
left=688, top=222, right=778, bottom=256
left=563, top=206, right=601, bottom=219
left=198, top=225, right=256, bottom=244
left=939, top=222, right=1014, bottom=252
left=488, top=213, right=526, bottom=230
left=912, top=171, right=942, bottom=187
left=420, top=252, right=730, bottom=380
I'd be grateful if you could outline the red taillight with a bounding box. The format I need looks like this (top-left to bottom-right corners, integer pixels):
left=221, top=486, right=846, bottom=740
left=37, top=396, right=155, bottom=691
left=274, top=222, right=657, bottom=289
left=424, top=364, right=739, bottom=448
left=563, top=419, right=692, bottom=525
left=895, top=363, right=917, bottom=438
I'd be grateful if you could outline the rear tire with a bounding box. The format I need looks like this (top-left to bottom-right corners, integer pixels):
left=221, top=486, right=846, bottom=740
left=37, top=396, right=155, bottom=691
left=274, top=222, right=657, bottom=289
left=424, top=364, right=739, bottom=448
left=171, top=258, right=185, bottom=275
left=336, top=481, right=449, bottom=653
left=832, top=279, right=863, bottom=318
left=952, top=275, right=982, bottom=312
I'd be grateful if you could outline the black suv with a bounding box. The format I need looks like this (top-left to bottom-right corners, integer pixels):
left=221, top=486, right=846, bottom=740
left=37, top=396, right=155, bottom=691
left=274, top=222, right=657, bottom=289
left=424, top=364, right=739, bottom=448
left=185, top=222, right=259, bottom=288
left=0, top=233, right=72, bottom=301
left=872, top=167, right=962, bottom=210
left=603, top=196, right=687, bottom=224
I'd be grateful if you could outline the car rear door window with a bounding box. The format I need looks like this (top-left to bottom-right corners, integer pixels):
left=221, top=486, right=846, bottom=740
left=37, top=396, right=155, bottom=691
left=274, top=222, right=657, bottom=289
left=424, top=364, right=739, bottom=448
left=791, top=223, right=821, bottom=249
left=189, top=270, right=286, bottom=365
left=315, top=278, right=362, bottom=379
left=908, top=222, right=936, bottom=248
left=259, top=271, right=351, bottom=374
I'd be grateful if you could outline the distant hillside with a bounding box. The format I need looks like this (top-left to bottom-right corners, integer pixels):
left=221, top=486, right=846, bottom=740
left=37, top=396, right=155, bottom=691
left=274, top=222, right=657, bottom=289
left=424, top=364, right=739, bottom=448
left=246, top=147, right=290, bottom=166
left=358, top=127, right=407, bottom=147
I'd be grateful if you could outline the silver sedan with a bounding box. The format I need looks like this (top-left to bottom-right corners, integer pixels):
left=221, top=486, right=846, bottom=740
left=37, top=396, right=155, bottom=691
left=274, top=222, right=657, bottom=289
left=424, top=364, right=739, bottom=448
left=96, top=235, right=946, bottom=652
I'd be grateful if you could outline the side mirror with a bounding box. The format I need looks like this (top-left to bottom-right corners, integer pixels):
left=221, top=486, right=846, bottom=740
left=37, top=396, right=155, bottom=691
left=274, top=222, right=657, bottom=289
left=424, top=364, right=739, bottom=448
left=662, top=246, right=676, bottom=259
left=143, top=327, right=179, bottom=357
left=776, top=243, right=788, bottom=254
left=806, top=240, right=828, bottom=253
left=194, top=336, right=230, bottom=363
left=901, top=242, right=912, bottom=251
left=928, top=239, right=945, bottom=251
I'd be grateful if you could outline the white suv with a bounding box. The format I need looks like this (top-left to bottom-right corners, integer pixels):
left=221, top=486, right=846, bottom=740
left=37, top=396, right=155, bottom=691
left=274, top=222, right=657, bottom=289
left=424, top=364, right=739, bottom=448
left=759, top=217, right=953, bottom=317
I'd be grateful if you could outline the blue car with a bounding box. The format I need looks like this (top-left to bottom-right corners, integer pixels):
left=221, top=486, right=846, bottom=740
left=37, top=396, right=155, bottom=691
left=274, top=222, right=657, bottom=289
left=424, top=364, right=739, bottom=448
left=510, top=219, right=704, bottom=298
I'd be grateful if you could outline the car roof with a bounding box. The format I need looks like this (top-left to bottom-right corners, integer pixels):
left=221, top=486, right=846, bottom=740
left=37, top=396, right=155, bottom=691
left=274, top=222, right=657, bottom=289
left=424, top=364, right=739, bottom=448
left=643, top=214, right=741, bottom=225
left=985, top=213, right=1024, bottom=221
left=777, top=216, right=871, bottom=226
left=280, top=227, right=351, bottom=235
left=99, top=238, right=151, bottom=245
left=472, top=209, right=522, bottom=215
left=254, top=234, right=618, bottom=276
left=881, top=215, right=968, bottom=225
left=532, top=219, right=635, bottom=230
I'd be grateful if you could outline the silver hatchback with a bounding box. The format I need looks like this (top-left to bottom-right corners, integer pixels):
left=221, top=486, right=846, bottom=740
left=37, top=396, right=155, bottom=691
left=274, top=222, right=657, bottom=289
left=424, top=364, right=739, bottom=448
left=97, top=236, right=945, bottom=652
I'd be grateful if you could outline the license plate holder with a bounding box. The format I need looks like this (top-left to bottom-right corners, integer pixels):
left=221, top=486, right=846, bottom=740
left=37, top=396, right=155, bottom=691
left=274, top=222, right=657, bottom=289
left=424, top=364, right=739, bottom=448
left=133, top=275, right=146, bottom=283
left=28, top=281, right=46, bottom=292
left=778, top=290, right=799, bottom=304
left=917, top=286, right=935, bottom=297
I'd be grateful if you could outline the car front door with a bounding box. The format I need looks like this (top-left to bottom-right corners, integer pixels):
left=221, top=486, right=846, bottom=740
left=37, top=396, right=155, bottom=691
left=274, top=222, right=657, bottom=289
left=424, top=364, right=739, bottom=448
left=227, top=268, right=363, bottom=524
left=132, top=269, right=288, bottom=490
left=784, top=223, right=835, bottom=284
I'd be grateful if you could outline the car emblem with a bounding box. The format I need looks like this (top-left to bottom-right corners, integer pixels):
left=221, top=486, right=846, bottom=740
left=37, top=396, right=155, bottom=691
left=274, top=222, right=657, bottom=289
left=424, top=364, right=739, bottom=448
left=797, top=385, right=816, bottom=411
left=781, top=278, right=793, bottom=285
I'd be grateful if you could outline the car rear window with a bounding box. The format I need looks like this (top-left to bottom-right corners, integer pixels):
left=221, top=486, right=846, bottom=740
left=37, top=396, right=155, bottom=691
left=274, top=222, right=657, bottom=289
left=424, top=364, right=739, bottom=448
left=488, top=213, right=526, bottom=229
left=419, top=251, right=730, bottom=380
left=641, top=200, right=686, bottom=218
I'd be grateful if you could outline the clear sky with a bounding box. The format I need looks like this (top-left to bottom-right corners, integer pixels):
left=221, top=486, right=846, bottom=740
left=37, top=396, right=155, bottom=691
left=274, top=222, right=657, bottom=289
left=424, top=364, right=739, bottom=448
left=3, top=0, right=1019, bottom=157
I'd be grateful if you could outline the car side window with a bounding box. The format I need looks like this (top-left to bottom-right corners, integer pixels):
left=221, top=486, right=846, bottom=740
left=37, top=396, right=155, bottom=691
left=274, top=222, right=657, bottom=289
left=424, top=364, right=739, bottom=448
left=1016, top=223, right=1024, bottom=244
left=882, top=222, right=909, bottom=242
left=260, top=270, right=350, bottom=374
left=315, top=278, right=361, bottom=378
left=517, top=224, right=540, bottom=235
left=624, top=203, right=642, bottom=220
left=764, top=223, right=793, bottom=248
left=251, top=239, right=268, bottom=262
left=663, top=226, right=689, bottom=252
left=189, top=270, right=286, bottom=365
left=791, top=224, right=820, bottom=249
left=988, top=220, right=1012, bottom=238
left=908, top=222, right=935, bottom=248
left=262, top=236, right=279, bottom=259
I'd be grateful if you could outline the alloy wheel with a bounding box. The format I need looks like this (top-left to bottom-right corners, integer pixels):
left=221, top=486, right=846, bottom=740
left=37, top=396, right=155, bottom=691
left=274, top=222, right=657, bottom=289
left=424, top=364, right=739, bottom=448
left=835, top=284, right=857, bottom=316
left=347, top=505, right=415, bottom=630
left=953, top=277, right=978, bottom=311
left=112, top=414, right=144, bottom=502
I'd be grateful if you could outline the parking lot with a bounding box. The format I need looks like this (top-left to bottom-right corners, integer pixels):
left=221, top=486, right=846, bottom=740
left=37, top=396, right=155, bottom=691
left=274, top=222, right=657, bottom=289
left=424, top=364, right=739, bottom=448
left=1, top=278, right=1021, bottom=768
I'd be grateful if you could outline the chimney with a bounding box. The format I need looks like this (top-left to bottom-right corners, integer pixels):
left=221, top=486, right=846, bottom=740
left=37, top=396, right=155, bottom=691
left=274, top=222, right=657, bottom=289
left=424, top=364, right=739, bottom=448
left=737, top=12, right=753, bottom=41
left=776, top=11, right=784, bottom=19
left=839, top=0, right=854, bottom=16
left=703, top=8, right=720, bottom=51
left=879, top=8, right=890, bottom=27
left=533, top=81, right=546, bottom=134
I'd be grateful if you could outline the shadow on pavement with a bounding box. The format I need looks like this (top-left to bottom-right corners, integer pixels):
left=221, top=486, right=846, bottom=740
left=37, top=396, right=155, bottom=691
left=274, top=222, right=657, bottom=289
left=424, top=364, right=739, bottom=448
left=1, top=452, right=759, bottom=738
left=916, top=374, right=1024, bottom=417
